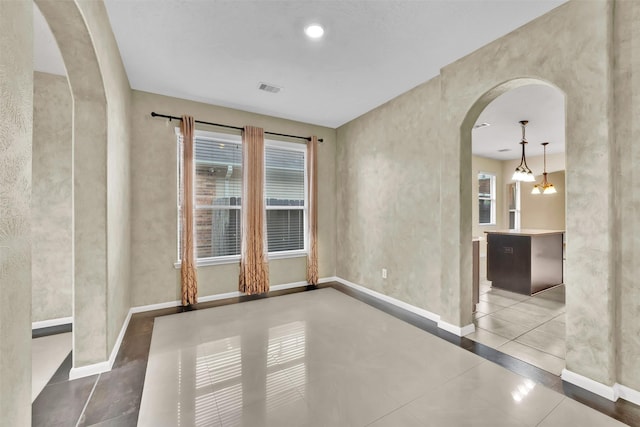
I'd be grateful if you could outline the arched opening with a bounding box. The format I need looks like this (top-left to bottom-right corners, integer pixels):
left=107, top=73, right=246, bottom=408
left=34, top=0, right=110, bottom=374
left=464, top=81, right=568, bottom=375
left=30, top=2, right=74, bottom=402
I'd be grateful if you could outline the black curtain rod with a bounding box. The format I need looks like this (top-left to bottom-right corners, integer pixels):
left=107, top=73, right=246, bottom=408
left=150, top=112, right=323, bottom=143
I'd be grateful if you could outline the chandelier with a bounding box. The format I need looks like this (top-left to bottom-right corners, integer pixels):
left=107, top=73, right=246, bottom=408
left=512, top=120, right=535, bottom=182
left=531, top=142, right=556, bottom=194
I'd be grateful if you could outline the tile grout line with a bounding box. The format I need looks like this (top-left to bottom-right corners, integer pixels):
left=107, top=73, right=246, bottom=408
left=511, top=325, right=566, bottom=359
left=482, top=319, right=561, bottom=351
left=504, top=339, right=565, bottom=364
left=75, top=373, right=101, bottom=427
left=534, top=396, right=566, bottom=426
left=368, top=356, right=488, bottom=426
left=472, top=313, right=566, bottom=373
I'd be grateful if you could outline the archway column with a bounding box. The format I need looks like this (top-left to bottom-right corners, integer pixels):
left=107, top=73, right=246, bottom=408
left=72, top=98, right=108, bottom=366
left=36, top=0, right=110, bottom=368
left=438, top=0, right=617, bottom=392
left=438, top=107, right=473, bottom=330
left=0, top=1, right=33, bottom=424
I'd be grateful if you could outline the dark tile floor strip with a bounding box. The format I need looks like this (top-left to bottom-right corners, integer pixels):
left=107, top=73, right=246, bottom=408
left=32, top=282, right=640, bottom=426
left=32, top=365, right=97, bottom=427
left=32, top=323, right=72, bottom=339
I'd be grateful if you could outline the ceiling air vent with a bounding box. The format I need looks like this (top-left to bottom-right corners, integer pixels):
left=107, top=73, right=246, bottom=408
left=258, top=82, right=282, bottom=93
left=473, top=122, right=491, bottom=129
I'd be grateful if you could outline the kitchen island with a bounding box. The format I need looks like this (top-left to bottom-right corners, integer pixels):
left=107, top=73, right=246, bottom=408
left=485, top=229, right=564, bottom=296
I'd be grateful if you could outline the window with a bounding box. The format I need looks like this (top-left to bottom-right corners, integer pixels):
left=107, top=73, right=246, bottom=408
left=265, top=141, right=307, bottom=254
left=178, top=130, right=242, bottom=262
left=478, top=172, right=496, bottom=225
left=177, top=131, right=307, bottom=264
left=507, top=181, right=521, bottom=230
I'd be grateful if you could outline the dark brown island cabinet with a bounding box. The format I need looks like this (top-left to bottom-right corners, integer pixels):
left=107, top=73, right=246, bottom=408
left=485, top=229, right=564, bottom=296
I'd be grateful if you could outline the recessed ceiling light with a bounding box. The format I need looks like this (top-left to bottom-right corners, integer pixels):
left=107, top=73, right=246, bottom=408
left=304, top=24, right=324, bottom=39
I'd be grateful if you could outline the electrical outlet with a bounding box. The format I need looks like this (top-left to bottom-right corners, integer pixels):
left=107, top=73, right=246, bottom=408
left=382, top=268, right=387, bottom=279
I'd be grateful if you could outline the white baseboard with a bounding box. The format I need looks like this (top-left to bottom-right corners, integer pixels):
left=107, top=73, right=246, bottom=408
left=561, top=369, right=640, bottom=405
left=438, top=319, right=475, bottom=336
left=69, top=308, right=133, bottom=380
left=615, top=383, right=640, bottom=406
left=32, top=316, right=73, bottom=330
left=197, top=281, right=309, bottom=304
left=334, top=276, right=474, bottom=337
left=130, top=299, right=181, bottom=314
left=561, top=369, right=618, bottom=401
left=271, top=281, right=308, bottom=292
left=69, top=361, right=110, bottom=380
left=334, top=277, right=441, bottom=323
left=199, top=291, right=241, bottom=303
left=131, top=277, right=333, bottom=313
left=107, top=309, right=132, bottom=369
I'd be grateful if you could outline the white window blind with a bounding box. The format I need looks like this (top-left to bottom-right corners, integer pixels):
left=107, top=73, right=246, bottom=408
left=178, top=133, right=242, bottom=260
left=265, top=143, right=306, bottom=253
left=178, top=132, right=308, bottom=264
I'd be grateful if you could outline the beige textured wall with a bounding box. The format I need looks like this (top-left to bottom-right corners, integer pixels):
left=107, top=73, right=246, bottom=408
left=337, top=78, right=443, bottom=315
left=32, top=72, right=73, bottom=323
left=130, top=90, right=336, bottom=306
left=472, top=155, right=505, bottom=257
left=77, top=0, right=133, bottom=357
left=0, top=1, right=33, bottom=424
left=337, top=0, right=618, bottom=386
left=520, top=171, right=565, bottom=230
left=614, top=0, right=640, bottom=391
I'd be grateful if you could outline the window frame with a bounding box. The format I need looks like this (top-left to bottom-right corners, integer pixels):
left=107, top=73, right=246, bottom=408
left=176, top=128, right=243, bottom=267
left=264, top=138, right=308, bottom=259
left=175, top=129, right=309, bottom=268
left=508, top=181, right=521, bottom=230
left=478, top=172, right=496, bottom=226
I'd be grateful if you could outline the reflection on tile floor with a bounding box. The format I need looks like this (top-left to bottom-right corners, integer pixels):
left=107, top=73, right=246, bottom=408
left=32, top=332, right=72, bottom=402
left=466, top=256, right=567, bottom=375
left=138, top=287, right=623, bottom=426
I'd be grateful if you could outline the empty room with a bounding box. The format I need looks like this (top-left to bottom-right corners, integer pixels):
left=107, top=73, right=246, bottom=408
left=1, top=0, right=639, bottom=426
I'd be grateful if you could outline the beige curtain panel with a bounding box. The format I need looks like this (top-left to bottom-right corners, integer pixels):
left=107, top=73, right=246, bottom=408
left=239, top=126, right=270, bottom=295
left=180, top=115, right=198, bottom=305
left=306, top=136, right=319, bottom=285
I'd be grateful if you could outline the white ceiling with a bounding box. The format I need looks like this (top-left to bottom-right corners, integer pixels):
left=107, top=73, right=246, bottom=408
left=33, top=0, right=567, bottom=157
left=473, top=84, right=565, bottom=160
left=33, top=4, right=66, bottom=76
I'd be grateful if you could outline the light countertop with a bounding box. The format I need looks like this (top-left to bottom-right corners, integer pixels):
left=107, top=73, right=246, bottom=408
left=484, top=229, right=564, bottom=236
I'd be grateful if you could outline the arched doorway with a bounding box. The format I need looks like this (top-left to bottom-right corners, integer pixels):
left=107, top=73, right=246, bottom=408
left=444, top=70, right=617, bottom=396
left=466, top=82, right=568, bottom=375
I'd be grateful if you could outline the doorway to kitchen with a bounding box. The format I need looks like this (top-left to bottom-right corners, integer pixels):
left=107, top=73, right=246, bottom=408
left=466, top=83, right=567, bottom=375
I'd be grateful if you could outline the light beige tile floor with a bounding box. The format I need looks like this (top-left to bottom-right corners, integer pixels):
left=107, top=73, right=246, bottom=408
left=466, top=256, right=567, bottom=375
left=138, top=288, right=623, bottom=426
left=31, top=332, right=72, bottom=402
